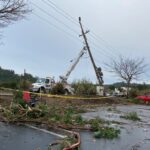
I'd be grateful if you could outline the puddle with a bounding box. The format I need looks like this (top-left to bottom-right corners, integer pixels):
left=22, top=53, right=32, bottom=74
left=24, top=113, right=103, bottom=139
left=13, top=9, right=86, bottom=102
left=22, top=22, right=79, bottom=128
left=81, top=105, right=150, bottom=150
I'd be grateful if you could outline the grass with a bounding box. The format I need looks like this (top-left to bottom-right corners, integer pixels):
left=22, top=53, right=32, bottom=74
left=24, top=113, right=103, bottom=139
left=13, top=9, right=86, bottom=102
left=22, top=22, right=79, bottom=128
left=87, top=117, right=120, bottom=139
left=59, top=136, right=77, bottom=150
left=107, top=107, right=121, bottom=113
left=87, top=116, right=110, bottom=131
left=128, top=98, right=144, bottom=104
left=1, top=94, right=123, bottom=142
left=75, top=115, right=84, bottom=125
left=94, top=127, right=120, bottom=139
left=120, top=112, right=141, bottom=121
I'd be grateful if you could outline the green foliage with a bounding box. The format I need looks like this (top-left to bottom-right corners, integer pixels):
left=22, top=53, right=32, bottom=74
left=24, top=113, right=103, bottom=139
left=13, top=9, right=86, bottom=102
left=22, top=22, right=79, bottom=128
left=72, top=79, right=96, bottom=96
left=14, top=91, right=23, bottom=99
left=0, top=82, right=18, bottom=89
left=108, top=85, right=115, bottom=91
left=129, top=89, right=139, bottom=98
left=75, top=115, right=84, bottom=125
left=27, top=104, right=49, bottom=119
left=120, top=112, right=141, bottom=121
left=89, top=119, right=100, bottom=131
left=3, top=109, right=13, bottom=120
left=19, top=80, right=31, bottom=90
left=0, top=66, right=36, bottom=89
left=27, top=109, right=43, bottom=119
left=94, top=127, right=120, bottom=139
left=59, top=136, right=77, bottom=150
left=135, top=83, right=149, bottom=91
left=49, top=114, right=61, bottom=122
left=128, top=98, right=144, bottom=104
left=11, top=104, right=20, bottom=114
left=63, top=108, right=74, bottom=124
left=88, top=117, right=110, bottom=131
left=38, top=103, right=49, bottom=116
left=14, top=91, right=27, bottom=108
left=51, top=82, right=65, bottom=95
left=16, top=98, right=27, bottom=108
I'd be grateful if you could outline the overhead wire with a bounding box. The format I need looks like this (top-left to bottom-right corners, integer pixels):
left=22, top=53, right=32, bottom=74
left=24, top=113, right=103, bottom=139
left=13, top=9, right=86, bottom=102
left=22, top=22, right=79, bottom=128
left=31, top=2, right=79, bottom=35
left=37, top=0, right=118, bottom=68
left=89, top=32, right=121, bottom=56
left=42, top=0, right=121, bottom=58
left=32, top=12, right=82, bottom=44
left=42, top=0, right=79, bottom=26
left=88, top=37, right=118, bottom=59
left=32, top=0, right=120, bottom=66
left=31, top=1, right=114, bottom=60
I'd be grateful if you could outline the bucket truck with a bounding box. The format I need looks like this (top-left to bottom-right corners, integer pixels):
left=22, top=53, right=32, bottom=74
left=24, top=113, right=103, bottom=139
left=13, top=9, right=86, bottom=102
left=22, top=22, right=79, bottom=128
left=31, top=47, right=87, bottom=94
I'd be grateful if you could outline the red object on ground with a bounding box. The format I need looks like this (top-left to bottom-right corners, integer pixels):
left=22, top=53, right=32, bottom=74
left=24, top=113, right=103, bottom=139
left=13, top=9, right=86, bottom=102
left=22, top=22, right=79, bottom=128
left=136, top=95, right=150, bottom=103
left=23, top=91, right=31, bottom=102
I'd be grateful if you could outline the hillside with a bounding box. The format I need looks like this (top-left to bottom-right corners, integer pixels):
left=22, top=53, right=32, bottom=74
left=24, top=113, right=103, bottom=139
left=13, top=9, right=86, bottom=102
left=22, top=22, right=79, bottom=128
left=0, top=66, right=36, bottom=89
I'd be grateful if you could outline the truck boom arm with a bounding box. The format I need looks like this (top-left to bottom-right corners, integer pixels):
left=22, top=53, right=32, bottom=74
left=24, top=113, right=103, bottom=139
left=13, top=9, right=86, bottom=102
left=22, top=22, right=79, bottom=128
left=60, top=47, right=86, bottom=82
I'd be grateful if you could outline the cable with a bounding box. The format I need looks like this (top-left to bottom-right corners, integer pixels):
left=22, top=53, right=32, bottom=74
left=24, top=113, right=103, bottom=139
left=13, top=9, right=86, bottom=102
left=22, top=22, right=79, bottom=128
left=32, top=5, right=113, bottom=59
left=42, top=0, right=79, bottom=26
left=42, top=0, right=121, bottom=57
left=90, top=32, right=121, bottom=56
left=31, top=2, right=79, bottom=35
left=32, top=12, right=82, bottom=44
left=88, top=37, right=118, bottom=59
left=32, top=0, right=120, bottom=61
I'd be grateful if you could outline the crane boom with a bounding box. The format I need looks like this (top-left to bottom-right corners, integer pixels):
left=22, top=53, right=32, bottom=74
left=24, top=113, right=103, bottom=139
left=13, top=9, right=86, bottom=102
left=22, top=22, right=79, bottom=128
left=60, top=47, right=86, bottom=83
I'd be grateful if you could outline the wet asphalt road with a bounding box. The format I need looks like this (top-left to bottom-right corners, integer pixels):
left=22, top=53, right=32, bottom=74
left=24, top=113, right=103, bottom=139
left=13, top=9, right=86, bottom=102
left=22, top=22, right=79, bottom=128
left=0, top=122, right=59, bottom=150
left=0, top=105, right=150, bottom=150
left=81, top=105, right=150, bottom=150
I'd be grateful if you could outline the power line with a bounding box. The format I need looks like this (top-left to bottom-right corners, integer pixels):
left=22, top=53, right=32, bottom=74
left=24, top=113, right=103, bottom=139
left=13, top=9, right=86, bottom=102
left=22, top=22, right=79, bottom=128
left=32, top=12, right=82, bottom=44
left=90, top=32, right=121, bottom=56
left=42, top=0, right=79, bottom=26
left=32, top=0, right=120, bottom=61
left=42, top=0, right=121, bottom=57
left=31, top=2, right=79, bottom=35
left=88, top=37, right=118, bottom=59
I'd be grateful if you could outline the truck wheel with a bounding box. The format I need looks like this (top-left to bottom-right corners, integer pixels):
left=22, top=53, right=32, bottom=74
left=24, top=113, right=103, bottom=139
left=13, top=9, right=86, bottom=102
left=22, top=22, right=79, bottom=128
left=38, top=87, right=46, bottom=93
left=64, top=89, right=69, bottom=95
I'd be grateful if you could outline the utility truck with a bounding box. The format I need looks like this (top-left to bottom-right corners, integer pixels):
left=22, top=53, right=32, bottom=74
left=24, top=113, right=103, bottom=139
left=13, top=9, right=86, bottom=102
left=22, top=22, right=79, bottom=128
left=31, top=46, right=104, bottom=95
left=31, top=18, right=104, bottom=96
left=31, top=47, right=87, bottom=95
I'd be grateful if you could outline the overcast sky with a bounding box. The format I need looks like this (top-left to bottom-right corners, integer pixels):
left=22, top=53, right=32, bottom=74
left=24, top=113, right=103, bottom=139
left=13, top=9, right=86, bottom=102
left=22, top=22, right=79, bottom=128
left=0, top=0, right=150, bottom=84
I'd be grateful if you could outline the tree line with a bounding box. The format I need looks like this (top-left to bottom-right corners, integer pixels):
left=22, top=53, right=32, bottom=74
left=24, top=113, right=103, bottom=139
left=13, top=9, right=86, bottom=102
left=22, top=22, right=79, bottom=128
left=0, top=66, right=36, bottom=89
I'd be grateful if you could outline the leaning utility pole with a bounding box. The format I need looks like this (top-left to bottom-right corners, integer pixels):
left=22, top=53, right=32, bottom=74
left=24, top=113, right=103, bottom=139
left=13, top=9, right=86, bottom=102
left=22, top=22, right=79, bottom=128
left=79, top=17, right=103, bottom=86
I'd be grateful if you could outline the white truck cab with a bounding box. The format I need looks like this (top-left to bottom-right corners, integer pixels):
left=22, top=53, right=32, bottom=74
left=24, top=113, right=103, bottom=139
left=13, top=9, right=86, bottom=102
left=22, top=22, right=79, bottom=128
left=31, top=77, right=74, bottom=95
left=31, top=77, right=55, bottom=93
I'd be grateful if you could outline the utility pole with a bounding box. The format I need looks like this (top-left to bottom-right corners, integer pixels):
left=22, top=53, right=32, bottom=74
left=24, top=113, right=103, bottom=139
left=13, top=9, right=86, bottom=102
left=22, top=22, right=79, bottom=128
left=79, top=17, right=103, bottom=86
left=23, top=69, right=26, bottom=90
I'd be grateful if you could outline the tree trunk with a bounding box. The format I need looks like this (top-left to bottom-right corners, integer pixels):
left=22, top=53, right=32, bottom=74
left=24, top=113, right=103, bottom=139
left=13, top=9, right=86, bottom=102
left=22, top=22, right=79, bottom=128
left=126, top=81, right=130, bottom=98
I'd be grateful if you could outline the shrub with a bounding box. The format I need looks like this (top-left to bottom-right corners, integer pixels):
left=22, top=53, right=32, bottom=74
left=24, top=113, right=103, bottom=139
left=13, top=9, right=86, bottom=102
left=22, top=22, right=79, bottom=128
left=27, top=104, right=49, bottom=119
left=120, top=112, right=141, bottom=121
left=14, top=91, right=27, bottom=108
left=129, top=89, right=139, bottom=98
left=128, top=98, right=144, bottom=104
left=0, top=82, right=18, bottom=89
left=51, top=82, right=65, bottom=95
left=59, top=136, right=77, bottom=150
left=19, top=80, right=31, bottom=90
left=94, top=127, right=120, bottom=139
left=75, top=115, right=84, bottom=125
left=72, top=79, right=96, bottom=96
left=14, top=90, right=23, bottom=99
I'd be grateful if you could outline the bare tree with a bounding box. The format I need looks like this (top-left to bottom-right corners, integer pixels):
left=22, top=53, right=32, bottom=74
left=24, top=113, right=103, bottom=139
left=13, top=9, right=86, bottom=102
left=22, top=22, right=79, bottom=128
left=106, top=56, right=146, bottom=98
left=0, top=0, right=29, bottom=27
